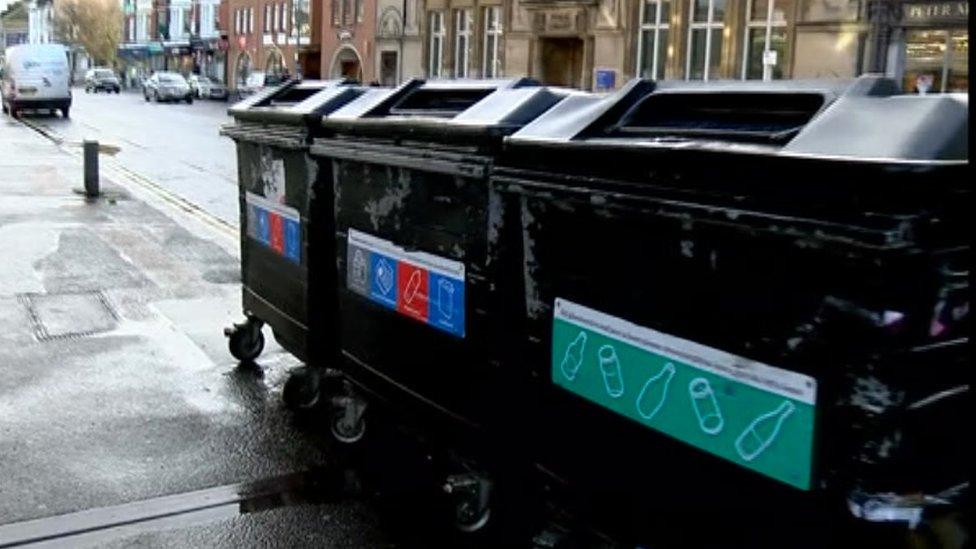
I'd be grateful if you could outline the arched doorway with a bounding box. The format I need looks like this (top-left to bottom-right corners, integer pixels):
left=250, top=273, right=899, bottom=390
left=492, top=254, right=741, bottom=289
left=329, top=46, right=363, bottom=81
left=265, top=49, right=286, bottom=83
left=235, top=52, right=252, bottom=89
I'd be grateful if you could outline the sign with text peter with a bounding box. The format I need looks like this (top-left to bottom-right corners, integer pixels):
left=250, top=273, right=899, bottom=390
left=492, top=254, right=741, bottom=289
left=552, top=299, right=817, bottom=490
left=902, top=1, right=968, bottom=23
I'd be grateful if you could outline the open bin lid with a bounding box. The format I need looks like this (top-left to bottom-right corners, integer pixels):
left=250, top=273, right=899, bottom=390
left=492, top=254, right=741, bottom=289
left=227, top=78, right=363, bottom=124
left=505, top=75, right=968, bottom=164
left=320, top=78, right=580, bottom=140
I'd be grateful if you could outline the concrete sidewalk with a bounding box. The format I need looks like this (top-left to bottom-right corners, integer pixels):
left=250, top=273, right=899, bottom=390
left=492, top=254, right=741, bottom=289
left=0, top=117, right=386, bottom=546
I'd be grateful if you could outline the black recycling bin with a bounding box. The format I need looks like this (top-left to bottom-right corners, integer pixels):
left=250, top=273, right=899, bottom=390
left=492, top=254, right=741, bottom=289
left=488, top=75, right=970, bottom=544
left=221, top=79, right=364, bottom=364
left=307, top=78, right=574, bottom=460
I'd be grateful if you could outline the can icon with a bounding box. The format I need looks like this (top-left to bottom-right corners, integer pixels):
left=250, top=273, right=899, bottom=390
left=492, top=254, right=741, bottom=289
left=598, top=344, right=625, bottom=398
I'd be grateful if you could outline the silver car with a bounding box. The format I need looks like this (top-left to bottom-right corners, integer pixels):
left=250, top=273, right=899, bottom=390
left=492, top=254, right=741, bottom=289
left=187, top=75, right=228, bottom=100
left=143, top=72, right=193, bottom=104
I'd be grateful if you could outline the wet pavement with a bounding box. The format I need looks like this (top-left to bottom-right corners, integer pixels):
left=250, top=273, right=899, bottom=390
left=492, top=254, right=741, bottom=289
left=0, top=112, right=390, bottom=547
left=20, top=89, right=239, bottom=226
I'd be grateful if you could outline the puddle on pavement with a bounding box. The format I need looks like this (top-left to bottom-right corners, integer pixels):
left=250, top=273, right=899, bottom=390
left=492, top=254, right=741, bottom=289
left=0, top=466, right=362, bottom=548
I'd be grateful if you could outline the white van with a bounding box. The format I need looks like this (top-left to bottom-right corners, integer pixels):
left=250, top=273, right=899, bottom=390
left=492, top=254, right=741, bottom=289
left=1, top=43, right=72, bottom=118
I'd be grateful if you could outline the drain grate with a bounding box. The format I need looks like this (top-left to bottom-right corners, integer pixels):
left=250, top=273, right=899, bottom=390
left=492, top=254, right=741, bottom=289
left=19, top=291, right=120, bottom=341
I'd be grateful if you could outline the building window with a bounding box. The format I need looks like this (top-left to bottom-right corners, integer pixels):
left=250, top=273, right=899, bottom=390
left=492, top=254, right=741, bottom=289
left=454, top=9, right=472, bottom=78
left=343, top=0, right=353, bottom=25
left=742, top=0, right=792, bottom=79
left=214, top=5, right=220, bottom=32
left=264, top=4, right=271, bottom=32
left=637, top=0, right=671, bottom=80
left=279, top=2, right=286, bottom=31
left=686, top=0, right=725, bottom=79
left=482, top=5, right=502, bottom=78
left=428, top=11, right=445, bottom=77
left=248, top=7, right=254, bottom=33
left=356, top=0, right=364, bottom=22
left=292, top=0, right=309, bottom=37
left=332, top=0, right=340, bottom=26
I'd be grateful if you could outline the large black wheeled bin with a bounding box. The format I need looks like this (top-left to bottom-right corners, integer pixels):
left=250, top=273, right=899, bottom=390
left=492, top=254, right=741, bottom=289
left=220, top=79, right=364, bottom=364
left=487, top=76, right=970, bottom=545
left=306, top=79, right=576, bottom=505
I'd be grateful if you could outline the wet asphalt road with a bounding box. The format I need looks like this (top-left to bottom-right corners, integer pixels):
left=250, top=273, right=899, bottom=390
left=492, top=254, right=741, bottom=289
left=26, top=88, right=240, bottom=227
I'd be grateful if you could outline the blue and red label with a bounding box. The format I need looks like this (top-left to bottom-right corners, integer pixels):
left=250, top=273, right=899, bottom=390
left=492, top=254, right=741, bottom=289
left=346, top=228, right=465, bottom=338
left=246, top=192, right=301, bottom=264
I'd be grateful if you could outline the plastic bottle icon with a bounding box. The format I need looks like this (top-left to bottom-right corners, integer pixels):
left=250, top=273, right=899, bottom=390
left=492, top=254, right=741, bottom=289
left=437, top=279, right=455, bottom=319
left=636, top=362, right=675, bottom=419
left=597, top=344, right=625, bottom=398
left=688, top=378, right=724, bottom=435
left=403, top=270, right=422, bottom=304
left=735, top=401, right=795, bottom=462
left=559, top=331, right=587, bottom=381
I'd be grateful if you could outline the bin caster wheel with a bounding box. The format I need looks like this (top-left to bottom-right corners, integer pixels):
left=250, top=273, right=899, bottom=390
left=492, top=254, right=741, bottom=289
left=225, top=321, right=264, bottom=362
left=444, top=474, right=493, bottom=533
left=283, top=367, right=321, bottom=411
left=330, top=411, right=366, bottom=444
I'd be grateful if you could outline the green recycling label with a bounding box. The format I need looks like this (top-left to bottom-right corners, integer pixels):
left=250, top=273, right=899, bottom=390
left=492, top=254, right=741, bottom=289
left=552, top=298, right=816, bottom=490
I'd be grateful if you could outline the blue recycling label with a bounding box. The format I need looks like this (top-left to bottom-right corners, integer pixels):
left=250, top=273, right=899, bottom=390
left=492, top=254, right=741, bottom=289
left=347, top=229, right=466, bottom=338
left=368, top=251, right=398, bottom=309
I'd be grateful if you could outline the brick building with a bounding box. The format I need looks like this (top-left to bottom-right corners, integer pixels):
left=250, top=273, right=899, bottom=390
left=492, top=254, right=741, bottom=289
left=226, top=0, right=319, bottom=90
left=320, top=0, right=376, bottom=81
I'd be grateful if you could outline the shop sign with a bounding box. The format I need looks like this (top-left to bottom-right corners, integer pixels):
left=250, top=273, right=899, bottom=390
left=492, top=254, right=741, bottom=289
left=902, top=1, right=968, bottom=23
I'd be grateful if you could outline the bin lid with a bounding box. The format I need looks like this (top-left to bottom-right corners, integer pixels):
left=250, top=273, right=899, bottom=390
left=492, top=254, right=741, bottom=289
left=321, top=78, right=578, bottom=139
left=228, top=78, right=362, bottom=124
left=505, top=75, right=968, bottom=164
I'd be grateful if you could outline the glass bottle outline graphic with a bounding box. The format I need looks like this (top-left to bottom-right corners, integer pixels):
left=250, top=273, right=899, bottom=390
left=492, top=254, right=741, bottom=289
left=636, top=362, right=675, bottom=419
left=734, top=400, right=795, bottom=462
left=688, top=378, right=724, bottom=435
left=437, top=279, right=455, bottom=320
left=560, top=331, right=587, bottom=381
left=597, top=344, right=625, bottom=398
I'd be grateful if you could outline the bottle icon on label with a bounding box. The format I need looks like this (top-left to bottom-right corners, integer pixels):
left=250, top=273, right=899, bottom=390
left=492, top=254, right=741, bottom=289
left=403, top=269, right=422, bottom=305
left=688, top=378, right=724, bottom=435
left=560, top=331, right=587, bottom=381
left=437, top=279, right=455, bottom=319
left=636, top=362, right=675, bottom=419
left=598, top=344, right=625, bottom=398
left=352, top=249, right=367, bottom=286
left=735, top=400, right=795, bottom=462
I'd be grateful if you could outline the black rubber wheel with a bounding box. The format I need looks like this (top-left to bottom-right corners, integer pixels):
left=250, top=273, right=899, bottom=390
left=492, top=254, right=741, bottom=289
left=144, top=93, right=149, bottom=102
left=185, top=96, right=193, bottom=104
left=330, top=410, right=366, bottom=444
left=61, top=107, right=69, bottom=119
left=283, top=366, right=322, bottom=411
left=228, top=324, right=264, bottom=362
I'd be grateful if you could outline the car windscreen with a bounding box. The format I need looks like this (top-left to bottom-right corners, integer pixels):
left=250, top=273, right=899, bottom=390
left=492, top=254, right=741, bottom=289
left=95, top=70, right=115, bottom=78
left=159, top=75, right=183, bottom=84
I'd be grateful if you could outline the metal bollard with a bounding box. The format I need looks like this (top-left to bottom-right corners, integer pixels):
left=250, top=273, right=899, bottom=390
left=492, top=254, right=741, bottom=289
left=83, top=140, right=99, bottom=198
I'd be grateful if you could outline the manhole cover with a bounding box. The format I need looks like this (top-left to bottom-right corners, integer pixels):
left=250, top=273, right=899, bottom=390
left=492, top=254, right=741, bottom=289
left=20, top=291, right=119, bottom=341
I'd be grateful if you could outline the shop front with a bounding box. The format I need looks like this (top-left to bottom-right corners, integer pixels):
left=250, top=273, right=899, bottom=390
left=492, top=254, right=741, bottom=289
left=191, top=37, right=228, bottom=83
left=164, top=42, right=194, bottom=73
left=889, top=0, right=967, bottom=92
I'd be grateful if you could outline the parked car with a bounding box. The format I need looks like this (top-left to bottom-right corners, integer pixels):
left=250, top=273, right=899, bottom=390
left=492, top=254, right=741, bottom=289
left=143, top=72, right=193, bottom=104
left=1, top=43, right=72, bottom=118
left=187, top=75, right=228, bottom=100
left=84, top=68, right=121, bottom=93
